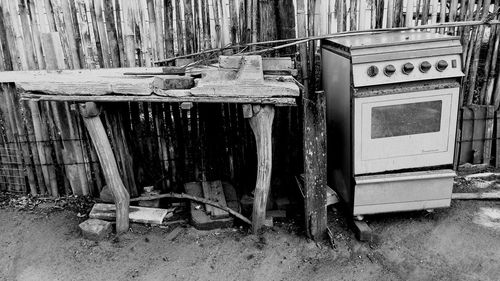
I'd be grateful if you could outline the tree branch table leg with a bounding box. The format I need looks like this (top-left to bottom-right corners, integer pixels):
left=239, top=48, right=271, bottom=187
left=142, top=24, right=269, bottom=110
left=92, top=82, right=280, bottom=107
left=247, top=104, right=275, bottom=232
left=79, top=102, right=130, bottom=234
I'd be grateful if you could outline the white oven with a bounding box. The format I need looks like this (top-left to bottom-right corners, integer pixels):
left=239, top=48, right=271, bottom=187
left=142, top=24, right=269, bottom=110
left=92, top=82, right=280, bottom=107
left=322, top=31, right=463, bottom=217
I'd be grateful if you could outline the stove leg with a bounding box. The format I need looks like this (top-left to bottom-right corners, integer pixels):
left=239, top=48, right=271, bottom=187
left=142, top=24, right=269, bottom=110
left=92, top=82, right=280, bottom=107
left=354, top=215, right=364, bottom=221
left=248, top=104, right=275, bottom=233
left=352, top=220, right=376, bottom=242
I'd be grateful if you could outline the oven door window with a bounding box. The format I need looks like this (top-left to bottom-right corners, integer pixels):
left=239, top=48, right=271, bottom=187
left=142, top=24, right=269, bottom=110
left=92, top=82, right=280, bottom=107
left=354, top=88, right=459, bottom=174
left=371, top=101, right=442, bottom=139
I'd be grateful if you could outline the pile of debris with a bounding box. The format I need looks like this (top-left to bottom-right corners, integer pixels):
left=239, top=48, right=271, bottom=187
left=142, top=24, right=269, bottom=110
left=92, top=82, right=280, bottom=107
left=453, top=169, right=500, bottom=200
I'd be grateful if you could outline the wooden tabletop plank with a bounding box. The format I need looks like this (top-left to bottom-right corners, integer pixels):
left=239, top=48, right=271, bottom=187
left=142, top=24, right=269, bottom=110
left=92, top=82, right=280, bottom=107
left=0, top=63, right=299, bottom=105
left=20, top=92, right=297, bottom=106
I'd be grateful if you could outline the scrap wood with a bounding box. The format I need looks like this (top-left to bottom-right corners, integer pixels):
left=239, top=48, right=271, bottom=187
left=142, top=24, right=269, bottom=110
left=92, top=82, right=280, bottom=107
left=464, top=172, right=499, bottom=179
left=452, top=191, right=500, bottom=200
left=130, top=192, right=251, bottom=225
left=89, top=203, right=175, bottom=225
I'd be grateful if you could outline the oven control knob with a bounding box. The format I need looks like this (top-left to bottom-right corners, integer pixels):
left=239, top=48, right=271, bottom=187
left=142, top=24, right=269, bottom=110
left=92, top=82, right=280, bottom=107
left=402, top=63, right=414, bottom=75
left=419, top=61, right=432, bottom=73
left=383, top=64, right=396, bottom=76
left=367, top=65, right=379, bottom=77
left=436, top=60, right=448, bottom=72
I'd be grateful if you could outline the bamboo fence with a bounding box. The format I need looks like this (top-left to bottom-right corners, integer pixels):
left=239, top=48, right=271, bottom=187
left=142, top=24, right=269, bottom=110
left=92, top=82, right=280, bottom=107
left=0, top=0, right=499, bottom=197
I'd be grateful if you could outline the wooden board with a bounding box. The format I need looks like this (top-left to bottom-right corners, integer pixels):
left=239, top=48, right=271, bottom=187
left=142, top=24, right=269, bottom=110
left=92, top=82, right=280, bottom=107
left=21, top=92, right=297, bottom=106
left=184, top=181, right=239, bottom=230
left=472, top=106, right=486, bottom=164
left=459, top=107, right=474, bottom=164
left=89, top=203, right=174, bottom=225
left=201, top=180, right=229, bottom=218
left=483, top=106, right=495, bottom=165
left=1, top=62, right=299, bottom=105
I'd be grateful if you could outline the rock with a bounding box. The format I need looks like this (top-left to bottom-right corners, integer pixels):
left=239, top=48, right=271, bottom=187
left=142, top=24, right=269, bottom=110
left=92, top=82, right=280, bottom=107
left=79, top=219, right=112, bottom=241
left=99, top=185, right=114, bottom=203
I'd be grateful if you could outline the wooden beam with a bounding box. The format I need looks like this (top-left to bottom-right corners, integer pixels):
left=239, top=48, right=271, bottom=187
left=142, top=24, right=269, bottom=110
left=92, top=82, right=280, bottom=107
left=303, top=91, right=327, bottom=240
left=248, top=104, right=275, bottom=232
left=21, top=92, right=297, bottom=106
left=452, top=192, right=500, bottom=200
left=79, top=102, right=130, bottom=234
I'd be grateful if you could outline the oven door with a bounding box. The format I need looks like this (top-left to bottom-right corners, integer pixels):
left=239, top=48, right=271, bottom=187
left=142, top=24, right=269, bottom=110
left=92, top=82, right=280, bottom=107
left=354, top=87, right=459, bottom=175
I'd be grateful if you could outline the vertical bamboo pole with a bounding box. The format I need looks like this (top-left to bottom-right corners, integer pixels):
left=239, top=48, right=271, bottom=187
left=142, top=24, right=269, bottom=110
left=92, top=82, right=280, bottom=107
left=104, top=0, right=121, bottom=67
left=201, top=0, right=212, bottom=48
left=91, top=0, right=111, bottom=68
left=76, top=0, right=95, bottom=68
left=28, top=101, right=58, bottom=196
left=51, top=102, right=89, bottom=196
left=439, top=0, right=446, bottom=33
left=259, top=0, right=277, bottom=41
left=22, top=101, right=47, bottom=194
left=114, top=0, right=126, bottom=67
left=467, top=0, right=489, bottom=105
left=251, top=0, right=258, bottom=45
left=228, top=0, right=238, bottom=45
left=406, top=0, right=415, bottom=27
left=0, top=3, right=13, bottom=71
left=213, top=0, right=222, bottom=48
left=487, top=26, right=500, bottom=106
left=481, top=25, right=498, bottom=104
left=18, top=0, right=38, bottom=69
left=387, top=0, right=394, bottom=27
left=175, top=0, right=185, bottom=55
left=121, top=0, right=136, bottom=67
left=350, top=0, right=359, bottom=30
left=44, top=0, right=57, bottom=32
left=414, top=0, right=421, bottom=25
left=60, top=0, right=82, bottom=69
left=1, top=0, right=28, bottom=70
left=147, top=0, right=159, bottom=61
left=164, top=0, right=175, bottom=58
left=183, top=0, right=195, bottom=54
left=155, top=0, right=165, bottom=59
left=27, top=0, right=46, bottom=70
left=430, top=0, right=438, bottom=24
left=136, top=0, right=151, bottom=66
left=421, top=0, right=430, bottom=25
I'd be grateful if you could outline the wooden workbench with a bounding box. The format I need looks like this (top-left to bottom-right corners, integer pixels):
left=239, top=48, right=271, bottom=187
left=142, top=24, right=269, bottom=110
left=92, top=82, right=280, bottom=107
left=0, top=56, right=299, bottom=233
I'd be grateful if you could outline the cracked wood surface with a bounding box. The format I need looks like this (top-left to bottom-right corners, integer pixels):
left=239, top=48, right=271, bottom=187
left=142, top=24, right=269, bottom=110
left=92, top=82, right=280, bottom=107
left=0, top=62, right=299, bottom=105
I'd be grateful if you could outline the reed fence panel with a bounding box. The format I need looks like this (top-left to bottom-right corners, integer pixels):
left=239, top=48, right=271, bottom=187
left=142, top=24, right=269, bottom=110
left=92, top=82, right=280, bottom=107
left=0, top=0, right=499, bottom=197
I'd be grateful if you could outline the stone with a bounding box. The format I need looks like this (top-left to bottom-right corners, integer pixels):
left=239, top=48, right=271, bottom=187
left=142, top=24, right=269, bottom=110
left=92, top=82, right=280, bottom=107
left=99, top=185, right=114, bottom=203
left=79, top=219, right=112, bottom=241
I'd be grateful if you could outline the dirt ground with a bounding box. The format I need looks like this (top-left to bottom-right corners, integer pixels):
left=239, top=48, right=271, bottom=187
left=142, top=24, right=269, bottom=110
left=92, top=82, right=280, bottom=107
left=1, top=195, right=500, bottom=281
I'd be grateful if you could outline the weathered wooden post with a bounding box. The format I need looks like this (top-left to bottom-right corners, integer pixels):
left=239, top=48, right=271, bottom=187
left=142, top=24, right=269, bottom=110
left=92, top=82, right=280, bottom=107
left=248, top=104, right=275, bottom=232
left=303, top=90, right=327, bottom=240
left=79, top=102, right=130, bottom=234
